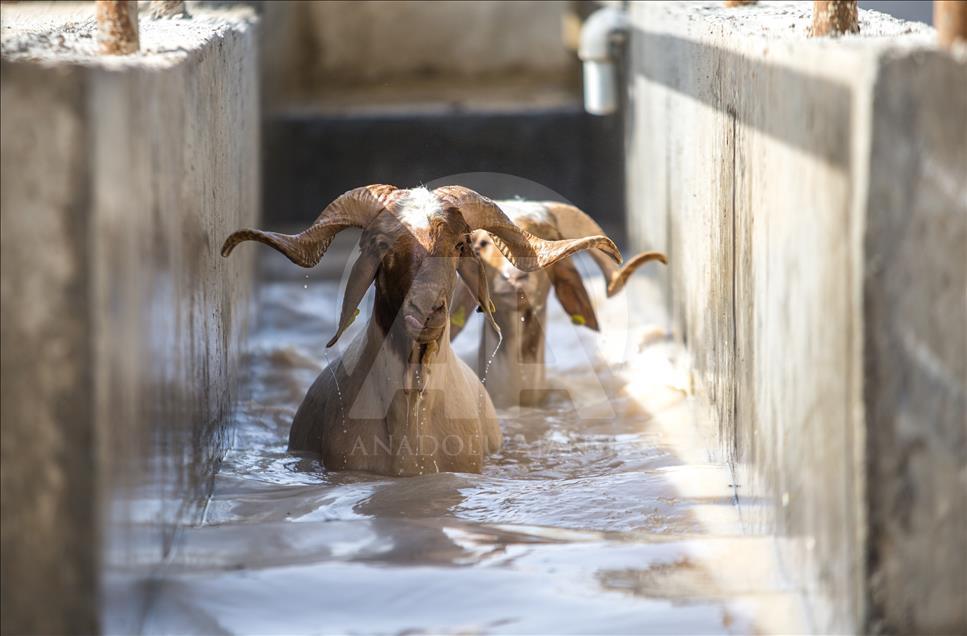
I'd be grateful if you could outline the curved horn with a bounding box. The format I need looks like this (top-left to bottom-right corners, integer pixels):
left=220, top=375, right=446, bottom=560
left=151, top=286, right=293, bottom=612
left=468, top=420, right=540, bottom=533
left=544, top=202, right=667, bottom=297
left=221, top=184, right=400, bottom=267
left=435, top=186, right=621, bottom=272
left=326, top=247, right=381, bottom=348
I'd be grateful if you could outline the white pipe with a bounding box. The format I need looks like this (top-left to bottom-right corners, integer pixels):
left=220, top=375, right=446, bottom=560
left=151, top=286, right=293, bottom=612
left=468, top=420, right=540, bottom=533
left=578, top=6, right=629, bottom=116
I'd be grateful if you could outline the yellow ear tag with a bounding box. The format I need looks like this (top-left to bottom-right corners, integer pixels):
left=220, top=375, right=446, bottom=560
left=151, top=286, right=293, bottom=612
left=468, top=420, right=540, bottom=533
left=349, top=307, right=360, bottom=324
left=570, top=314, right=586, bottom=326
left=451, top=306, right=466, bottom=328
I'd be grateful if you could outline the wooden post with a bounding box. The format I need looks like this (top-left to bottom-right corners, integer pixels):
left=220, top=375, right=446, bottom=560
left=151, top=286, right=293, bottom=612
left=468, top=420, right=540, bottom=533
left=935, top=1, right=967, bottom=48
left=95, top=0, right=139, bottom=55
left=811, top=0, right=859, bottom=36
left=724, top=1, right=758, bottom=7
left=146, top=1, right=189, bottom=20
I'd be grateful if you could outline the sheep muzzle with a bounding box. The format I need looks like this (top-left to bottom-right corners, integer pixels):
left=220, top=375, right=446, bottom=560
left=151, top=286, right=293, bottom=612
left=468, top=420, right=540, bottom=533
left=403, top=300, right=448, bottom=343
left=400, top=262, right=451, bottom=343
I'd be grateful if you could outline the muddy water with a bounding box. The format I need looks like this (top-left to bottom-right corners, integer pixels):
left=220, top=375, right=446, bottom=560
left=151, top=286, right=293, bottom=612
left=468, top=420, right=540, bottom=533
left=143, top=262, right=807, bottom=635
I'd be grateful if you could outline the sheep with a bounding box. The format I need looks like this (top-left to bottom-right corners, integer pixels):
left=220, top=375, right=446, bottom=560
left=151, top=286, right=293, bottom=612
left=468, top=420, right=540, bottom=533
left=221, top=185, right=620, bottom=476
left=449, top=200, right=666, bottom=408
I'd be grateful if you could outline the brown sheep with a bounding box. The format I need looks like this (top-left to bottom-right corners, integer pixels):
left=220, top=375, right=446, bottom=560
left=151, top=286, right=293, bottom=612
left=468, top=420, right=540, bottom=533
left=450, top=200, right=666, bottom=408
left=222, top=185, right=620, bottom=476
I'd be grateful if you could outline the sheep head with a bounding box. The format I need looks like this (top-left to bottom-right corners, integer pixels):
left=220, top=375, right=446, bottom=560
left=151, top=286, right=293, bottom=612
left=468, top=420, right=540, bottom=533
left=221, top=186, right=621, bottom=393
left=451, top=201, right=667, bottom=348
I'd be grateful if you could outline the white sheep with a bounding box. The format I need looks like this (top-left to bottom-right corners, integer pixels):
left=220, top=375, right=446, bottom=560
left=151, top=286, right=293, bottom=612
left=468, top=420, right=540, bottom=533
left=222, top=185, right=620, bottom=476
left=450, top=200, right=666, bottom=408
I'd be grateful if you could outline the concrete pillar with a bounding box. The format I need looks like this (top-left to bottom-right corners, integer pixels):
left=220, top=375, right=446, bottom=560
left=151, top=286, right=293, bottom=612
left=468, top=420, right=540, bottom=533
left=935, top=0, right=967, bottom=48
left=811, top=0, right=859, bottom=36
left=96, top=0, right=139, bottom=55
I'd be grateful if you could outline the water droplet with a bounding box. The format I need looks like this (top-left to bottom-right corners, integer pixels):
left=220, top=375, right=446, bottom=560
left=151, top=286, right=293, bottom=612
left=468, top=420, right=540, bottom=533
left=323, top=350, right=347, bottom=432
left=478, top=329, right=504, bottom=416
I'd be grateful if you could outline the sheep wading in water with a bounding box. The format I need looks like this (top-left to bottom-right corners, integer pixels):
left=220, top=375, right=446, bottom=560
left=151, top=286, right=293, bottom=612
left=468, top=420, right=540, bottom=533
left=449, top=200, right=666, bottom=408
left=222, top=185, right=620, bottom=476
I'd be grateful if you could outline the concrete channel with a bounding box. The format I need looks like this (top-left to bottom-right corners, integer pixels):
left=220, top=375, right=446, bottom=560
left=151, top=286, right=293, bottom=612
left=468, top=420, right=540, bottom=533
left=1, top=2, right=964, bottom=634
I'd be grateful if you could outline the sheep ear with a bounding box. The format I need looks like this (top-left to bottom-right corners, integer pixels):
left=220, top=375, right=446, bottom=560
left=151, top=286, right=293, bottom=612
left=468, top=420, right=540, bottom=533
left=449, top=279, right=478, bottom=340
left=456, top=253, right=500, bottom=336
left=326, top=247, right=380, bottom=348
left=550, top=257, right=599, bottom=332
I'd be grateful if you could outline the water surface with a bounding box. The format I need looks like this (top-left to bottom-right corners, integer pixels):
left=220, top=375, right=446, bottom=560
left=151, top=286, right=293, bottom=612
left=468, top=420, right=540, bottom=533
left=144, top=262, right=805, bottom=635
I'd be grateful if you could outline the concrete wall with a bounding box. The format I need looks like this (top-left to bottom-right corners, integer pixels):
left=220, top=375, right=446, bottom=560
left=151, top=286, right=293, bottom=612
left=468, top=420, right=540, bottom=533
left=863, top=50, right=967, bottom=633
left=623, top=2, right=965, bottom=633
left=258, top=1, right=627, bottom=243
left=0, top=6, right=258, bottom=634
left=259, top=0, right=579, bottom=109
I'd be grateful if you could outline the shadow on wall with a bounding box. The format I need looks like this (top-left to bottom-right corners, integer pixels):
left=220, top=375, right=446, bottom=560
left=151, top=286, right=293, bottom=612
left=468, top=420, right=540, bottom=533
left=263, top=108, right=627, bottom=243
